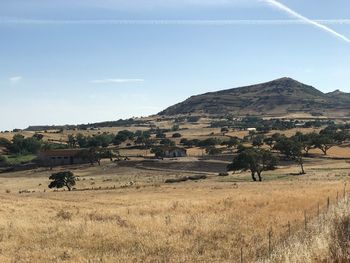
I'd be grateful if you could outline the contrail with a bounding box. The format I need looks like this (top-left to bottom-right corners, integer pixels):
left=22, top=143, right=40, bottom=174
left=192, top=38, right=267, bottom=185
left=263, top=0, right=350, bottom=43
left=1, top=18, right=350, bottom=26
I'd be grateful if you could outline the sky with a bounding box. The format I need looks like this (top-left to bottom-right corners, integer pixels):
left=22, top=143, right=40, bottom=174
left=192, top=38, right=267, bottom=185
left=1, top=0, right=350, bottom=130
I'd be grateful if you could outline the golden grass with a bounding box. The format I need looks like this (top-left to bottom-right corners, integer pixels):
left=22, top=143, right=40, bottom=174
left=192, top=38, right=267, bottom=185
left=0, top=160, right=349, bottom=262
left=266, top=195, right=350, bottom=263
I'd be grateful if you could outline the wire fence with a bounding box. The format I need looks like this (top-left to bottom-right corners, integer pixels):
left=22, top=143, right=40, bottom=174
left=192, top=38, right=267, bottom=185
left=238, top=186, right=349, bottom=263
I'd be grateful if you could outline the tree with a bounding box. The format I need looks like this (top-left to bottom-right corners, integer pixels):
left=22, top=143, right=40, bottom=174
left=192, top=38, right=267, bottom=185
left=172, top=124, right=180, bottom=131
left=221, top=137, right=240, bottom=152
left=314, top=127, right=349, bottom=155
left=156, top=132, right=166, bottom=139
left=76, top=133, right=88, bottom=148
left=252, top=134, right=265, bottom=148
left=313, top=134, right=334, bottom=155
left=67, top=135, right=76, bottom=148
left=0, top=138, right=11, bottom=149
left=227, top=148, right=277, bottom=181
left=160, top=138, right=175, bottom=147
left=263, top=137, right=275, bottom=150
left=77, top=148, right=100, bottom=165
left=9, top=134, right=42, bottom=154
left=274, top=138, right=305, bottom=174
left=151, top=147, right=165, bottom=158
left=0, top=155, right=7, bottom=166
left=293, top=132, right=317, bottom=155
left=197, top=138, right=219, bottom=148
left=48, top=171, right=76, bottom=191
left=206, top=147, right=223, bottom=155
left=172, top=133, right=182, bottom=138
left=221, top=127, right=229, bottom=134
left=33, top=133, right=44, bottom=140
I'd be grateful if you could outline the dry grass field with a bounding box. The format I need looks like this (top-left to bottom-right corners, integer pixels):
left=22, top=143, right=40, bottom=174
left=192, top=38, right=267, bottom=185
left=0, top=156, right=349, bottom=262
left=1, top=119, right=350, bottom=262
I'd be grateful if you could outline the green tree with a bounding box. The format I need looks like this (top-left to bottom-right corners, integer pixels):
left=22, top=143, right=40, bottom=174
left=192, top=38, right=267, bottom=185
left=274, top=138, right=305, bottom=174
left=48, top=171, right=76, bottom=191
left=9, top=134, right=42, bottom=154
left=263, top=137, right=275, bottom=150
left=151, top=147, right=165, bottom=158
left=156, top=132, right=166, bottom=139
left=221, top=137, right=240, bottom=152
left=0, top=155, right=7, bottom=166
left=206, top=147, right=223, bottom=155
left=314, top=127, right=349, bottom=155
left=227, top=148, right=277, bottom=181
left=252, top=134, right=265, bottom=148
left=0, top=138, right=11, bottom=149
left=172, top=133, right=182, bottom=138
left=67, top=134, right=76, bottom=148
left=172, top=124, right=180, bottom=131
left=76, top=133, right=88, bottom=148
left=293, top=132, right=317, bottom=155
left=160, top=138, right=175, bottom=147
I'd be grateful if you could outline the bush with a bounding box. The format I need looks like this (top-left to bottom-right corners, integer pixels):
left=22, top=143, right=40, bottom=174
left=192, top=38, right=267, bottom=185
left=172, top=133, right=182, bottom=138
left=206, top=147, right=223, bottom=155
left=56, top=209, right=73, bottom=220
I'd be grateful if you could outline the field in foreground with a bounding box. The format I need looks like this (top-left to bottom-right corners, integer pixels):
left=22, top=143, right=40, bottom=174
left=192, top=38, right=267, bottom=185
left=0, top=157, right=349, bottom=262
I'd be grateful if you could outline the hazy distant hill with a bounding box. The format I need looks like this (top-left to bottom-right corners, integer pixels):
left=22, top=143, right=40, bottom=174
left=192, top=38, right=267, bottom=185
left=159, top=77, right=350, bottom=118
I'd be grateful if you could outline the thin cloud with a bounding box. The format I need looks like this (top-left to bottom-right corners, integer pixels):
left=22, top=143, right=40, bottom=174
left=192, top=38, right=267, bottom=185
left=9, top=76, right=22, bottom=83
left=91, top=78, right=145, bottom=84
left=262, top=0, right=350, bottom=44
left=1, top=18, right=350, bottom=26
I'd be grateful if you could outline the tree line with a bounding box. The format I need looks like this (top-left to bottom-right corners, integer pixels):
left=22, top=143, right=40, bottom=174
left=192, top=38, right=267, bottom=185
left=227, top=126, right=350, bottom=181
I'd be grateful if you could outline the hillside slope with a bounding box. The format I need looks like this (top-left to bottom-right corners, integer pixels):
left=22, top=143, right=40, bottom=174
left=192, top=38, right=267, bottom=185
left=159, top=77, right=350, bottom=118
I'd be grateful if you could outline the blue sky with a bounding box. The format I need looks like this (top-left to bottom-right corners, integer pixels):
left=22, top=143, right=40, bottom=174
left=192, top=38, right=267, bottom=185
left=1, top=0, right=350, bottom=130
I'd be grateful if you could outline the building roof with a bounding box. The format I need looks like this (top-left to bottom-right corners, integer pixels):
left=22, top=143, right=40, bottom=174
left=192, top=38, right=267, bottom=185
left=39, top=149, right=83, bottom=157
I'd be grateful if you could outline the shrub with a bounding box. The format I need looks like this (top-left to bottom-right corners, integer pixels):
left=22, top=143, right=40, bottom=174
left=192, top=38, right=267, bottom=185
left=172, top=133, right=182, bottom=138
left=56, top=209, right=73, bottom=220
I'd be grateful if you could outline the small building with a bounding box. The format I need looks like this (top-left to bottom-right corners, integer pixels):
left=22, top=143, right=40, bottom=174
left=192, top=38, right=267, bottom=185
left=247, top=128, right=257, bottom=132
left=163, top=147, right=187, bottom=158
left=38, top=149, right=89, bottom=167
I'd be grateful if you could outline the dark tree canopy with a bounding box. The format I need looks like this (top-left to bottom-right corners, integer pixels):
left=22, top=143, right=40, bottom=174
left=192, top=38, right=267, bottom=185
left=227, top=148, right=277, bottom=181
left=252, top=134, right=265, bottom=148
left=48, top=171, right=76, bottom=191
left=274, top=137, right=305, bottom=174
left=8, top=134, right=42, bottom=154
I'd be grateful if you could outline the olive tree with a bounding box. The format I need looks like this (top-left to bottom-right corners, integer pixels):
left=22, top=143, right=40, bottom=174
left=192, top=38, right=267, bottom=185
left=227, top=148, right=277, bottom=182
left=274, top=138, right=305, bottom=174
left=48, top=171, right=76, bottom=191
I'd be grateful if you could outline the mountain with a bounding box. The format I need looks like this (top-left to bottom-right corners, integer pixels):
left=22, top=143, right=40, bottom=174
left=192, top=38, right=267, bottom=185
left=159, top=77, right=350, bottom=118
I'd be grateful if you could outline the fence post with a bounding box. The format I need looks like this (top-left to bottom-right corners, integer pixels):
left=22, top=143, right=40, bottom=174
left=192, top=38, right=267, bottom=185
left=337, top=191, right=339, bottom=204
left=240, top=247, right=243, bottom=263
left=304, top=210, right=307, bottom=231
left=317, top=202, right=320, bottom=219
left=327, top=197, right=330, bottom=211
left=268, top=228, right=272, bottom=259
left=288, top=221, right=291, bottom=237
